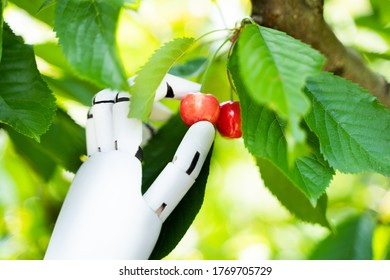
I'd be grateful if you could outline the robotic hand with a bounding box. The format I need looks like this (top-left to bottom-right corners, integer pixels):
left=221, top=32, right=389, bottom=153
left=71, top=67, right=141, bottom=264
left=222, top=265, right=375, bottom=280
left=44, top=74, right=215, bottom=260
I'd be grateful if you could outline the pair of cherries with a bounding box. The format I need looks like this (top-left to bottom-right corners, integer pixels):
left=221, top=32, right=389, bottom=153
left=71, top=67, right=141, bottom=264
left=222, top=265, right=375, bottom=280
left=179, top=93, right=242, bottom=139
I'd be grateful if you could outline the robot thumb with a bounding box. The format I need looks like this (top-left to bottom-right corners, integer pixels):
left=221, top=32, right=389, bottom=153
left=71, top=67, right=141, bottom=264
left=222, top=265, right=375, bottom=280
left=143, top=121, right=215, bottom=222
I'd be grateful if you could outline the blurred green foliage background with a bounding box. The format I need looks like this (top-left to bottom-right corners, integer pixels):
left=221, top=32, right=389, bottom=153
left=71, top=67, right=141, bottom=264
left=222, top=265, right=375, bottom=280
left=0, top=0, right=389, bottom=259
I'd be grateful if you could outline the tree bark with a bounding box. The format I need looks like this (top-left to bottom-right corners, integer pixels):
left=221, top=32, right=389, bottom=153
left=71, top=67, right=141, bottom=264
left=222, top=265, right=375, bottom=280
left=250, top=0, right=390, bottom=108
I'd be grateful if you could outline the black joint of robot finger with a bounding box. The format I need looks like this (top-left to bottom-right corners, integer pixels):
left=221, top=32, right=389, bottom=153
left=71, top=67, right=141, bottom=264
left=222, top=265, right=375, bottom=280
left=115, top=92, right=130, bottom=103
left=135, top=146, right=143, bottom=162
left=93, top=97, right=115, bottom=105
left=87, top=110, right=93, bottom=119
left=144, top=123, right=157, bottom=137
left=165, top=83, right=174, bottom=98
left=186, top=151, right=200, bottom=175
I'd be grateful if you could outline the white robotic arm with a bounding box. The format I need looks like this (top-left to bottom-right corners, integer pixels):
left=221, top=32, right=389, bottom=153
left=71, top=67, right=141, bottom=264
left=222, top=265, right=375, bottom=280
left=44, top=75, right=215, bottom=260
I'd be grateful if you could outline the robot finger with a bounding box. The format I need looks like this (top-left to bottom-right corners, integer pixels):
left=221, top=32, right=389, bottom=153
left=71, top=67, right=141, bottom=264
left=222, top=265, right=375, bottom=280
left=143, top=99, right=188, bottom=149
left=141, top=123, right=157, bottom=148
left=112, top=92, right=143, bottom=156
left=90, top=89, right=116, bottom=153
left=171, top=121, right=215, bottom=179
left=86, top=109, right=98, bottom=156
left=154, top=74, right=201, bottom=101
left=143, top=121, right=215, bottom=222
left=149, top=102, right=173, bottom=122
left=128, top=73, right=200, bottom=101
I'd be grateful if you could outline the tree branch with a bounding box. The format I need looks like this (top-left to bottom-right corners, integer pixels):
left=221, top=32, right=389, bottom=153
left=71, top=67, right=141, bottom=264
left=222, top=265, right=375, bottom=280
left=250, top=0, right=390, bottom=108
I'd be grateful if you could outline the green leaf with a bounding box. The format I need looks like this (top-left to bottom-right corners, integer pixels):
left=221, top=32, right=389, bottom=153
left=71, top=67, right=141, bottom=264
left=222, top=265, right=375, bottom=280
left=310, top=212, right=375, bottom=259
left=243, top=99, right=334, bottom=206
left=129, top=37, right=195, bottom=121
left=123, top=0, right=141, bottom=10
left=34, top=43, right=100, bottom=106
left=370, top=0, right=390, bottom=26
left=373, top=224, right=390, bottom=260
left=6, top=108, right=85, bottom=180
left=0, top=24, right=56, bottom=141
left=234, top=24, right=325, bottom=158
left=10, top=0, right=55, bottom=26
left=141, top=114, right=212, bottom=259
left=228, top=45, right=334, bottom=207
left=169, top=57, right=207, bottom=78
left=305, top=72, right=390, bottom=177
left=354, top=0, right=390, bottom=44
left=43, top=75, right=99, bottom=106
left=39, top=0, right=55, bottom=13
left=7, top=130, right=56, bottom=181
left=257, top=158, right=330, bottom=227
left=354, top=15, right=390, bottom=44
left=34, top=42, right=73, bottom=73
left=55, top=0, right=128, bottom=90
left=361, top=51, right=390, bottom=61
left=0, top=0, right=3, bottom=62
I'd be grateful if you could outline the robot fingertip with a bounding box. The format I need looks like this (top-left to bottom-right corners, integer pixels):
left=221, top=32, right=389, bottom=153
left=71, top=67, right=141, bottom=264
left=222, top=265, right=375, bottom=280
left=115, top=92, right=131, bottom=103
left=188, top=121, right=215, bottom=145
left=87, top=109, right=93, bottom=119
left=92, top=89, right=117, bottom=104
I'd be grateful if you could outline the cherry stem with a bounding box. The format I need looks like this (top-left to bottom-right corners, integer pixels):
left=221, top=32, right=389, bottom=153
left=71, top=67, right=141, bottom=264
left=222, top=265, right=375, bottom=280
left=194, top=28, right=233, bottom=44
left=177, top=29, right=233, bottom=65
left=224, top=19, right=257, bottom=99
left=200, top=37, right=231, bottom=92
left=227, top=67, right=237, bottom=98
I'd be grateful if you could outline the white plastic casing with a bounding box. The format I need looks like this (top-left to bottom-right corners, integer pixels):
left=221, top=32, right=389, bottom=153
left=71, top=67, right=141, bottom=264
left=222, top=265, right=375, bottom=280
left=91, top=89, right=116, bottom=152
left=154, top=74, right=201, bottom=101
left=44, top=152, right=161, bottom=260
left=128, top=73, right=200, bottom=102
left=86, top=111, right=97, bottom=156
left=45, top=90, right=159, bottom=259
left=143, top=121, right=215, bottom=222
left=112, top=92, right=142, bottom=154
left=44, top=75, right=213, bottom=260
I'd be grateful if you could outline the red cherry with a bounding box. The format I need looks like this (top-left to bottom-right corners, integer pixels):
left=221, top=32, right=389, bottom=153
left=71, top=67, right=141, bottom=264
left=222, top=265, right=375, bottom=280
left=180, top=93, right=220, bottom=126
left=216, top=101, right=242, bottom=138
